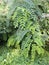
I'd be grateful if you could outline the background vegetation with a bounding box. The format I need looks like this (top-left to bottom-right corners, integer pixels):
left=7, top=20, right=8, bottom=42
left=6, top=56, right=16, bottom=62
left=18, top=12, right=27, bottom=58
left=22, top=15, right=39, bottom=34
left=0, top=0, right=49, bottom=65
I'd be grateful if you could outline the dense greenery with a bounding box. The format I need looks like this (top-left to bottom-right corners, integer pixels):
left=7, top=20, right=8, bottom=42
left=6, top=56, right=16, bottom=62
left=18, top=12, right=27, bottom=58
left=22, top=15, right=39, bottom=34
left=0, top=0, right=49, bottom=65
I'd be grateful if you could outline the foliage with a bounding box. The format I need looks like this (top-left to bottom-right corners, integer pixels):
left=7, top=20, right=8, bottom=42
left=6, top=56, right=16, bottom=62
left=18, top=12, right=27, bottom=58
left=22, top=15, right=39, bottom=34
left=0, top=0, right=49, bottom=65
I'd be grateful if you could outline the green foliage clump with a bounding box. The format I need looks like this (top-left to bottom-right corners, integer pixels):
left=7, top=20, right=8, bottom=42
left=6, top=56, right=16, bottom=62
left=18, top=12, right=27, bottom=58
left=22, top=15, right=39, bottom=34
left=0, top=0, right=49, bottom=65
